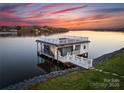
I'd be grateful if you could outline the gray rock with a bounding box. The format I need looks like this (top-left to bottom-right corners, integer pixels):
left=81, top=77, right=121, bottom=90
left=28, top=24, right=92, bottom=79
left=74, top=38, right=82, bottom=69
left=2, top=67, right=81, bottom=90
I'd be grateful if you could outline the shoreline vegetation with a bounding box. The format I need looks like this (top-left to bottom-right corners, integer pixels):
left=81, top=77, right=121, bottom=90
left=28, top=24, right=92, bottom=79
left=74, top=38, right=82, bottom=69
left=3, top=47, right=124, bottom=90
left=70, top=28, right=124, bottom=32
left=0, top=26, right=124, bottom=33
left=0, top=26, right=69, bottom=36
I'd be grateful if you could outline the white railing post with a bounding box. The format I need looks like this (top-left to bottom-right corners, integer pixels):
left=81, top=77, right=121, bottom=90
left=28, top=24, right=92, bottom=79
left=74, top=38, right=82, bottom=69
left=90, top=59, right=93, bottom=67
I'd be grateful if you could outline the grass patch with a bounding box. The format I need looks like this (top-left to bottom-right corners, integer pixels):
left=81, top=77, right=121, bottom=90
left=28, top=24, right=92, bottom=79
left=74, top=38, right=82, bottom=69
left=96, top=51, right=124, bottom=76
left=30, top=50, right=124, bottom=90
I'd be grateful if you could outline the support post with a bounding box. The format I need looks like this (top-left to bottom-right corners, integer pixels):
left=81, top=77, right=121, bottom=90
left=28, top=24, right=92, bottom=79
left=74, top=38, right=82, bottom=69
left=86, top=52, right=88, bottom=58
left=40, top=43, right=42, bottom=53
left=57, top=48, right=58, bottom=63
left=37, top=42, right=39, bottom=56
left=73, top=45, right=75, bottom=51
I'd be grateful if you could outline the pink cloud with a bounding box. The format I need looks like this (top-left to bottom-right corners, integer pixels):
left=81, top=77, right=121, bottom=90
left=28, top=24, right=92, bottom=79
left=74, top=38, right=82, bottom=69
left=26, top=5, right=87, bottom=19
left=52, top=5, right=87, bottom=14
left=15, top=4, right=66, bottom=16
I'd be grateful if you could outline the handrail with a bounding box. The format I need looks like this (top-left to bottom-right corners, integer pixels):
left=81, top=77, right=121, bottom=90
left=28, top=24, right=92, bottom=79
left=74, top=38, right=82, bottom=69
left=67, top=54, right=92, bottom=68
left=38, top=36, right=89, bottom=44
left=67, top=50, right=80, bottom=55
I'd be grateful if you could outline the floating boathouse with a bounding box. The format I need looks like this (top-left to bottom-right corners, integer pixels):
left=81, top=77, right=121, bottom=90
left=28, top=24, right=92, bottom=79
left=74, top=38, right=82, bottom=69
left=36, top=36, right=93, bottom=69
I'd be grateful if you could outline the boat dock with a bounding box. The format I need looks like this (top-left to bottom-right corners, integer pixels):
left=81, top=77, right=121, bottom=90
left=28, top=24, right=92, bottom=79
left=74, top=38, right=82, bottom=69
left=36, top=36, right=93, bottom=69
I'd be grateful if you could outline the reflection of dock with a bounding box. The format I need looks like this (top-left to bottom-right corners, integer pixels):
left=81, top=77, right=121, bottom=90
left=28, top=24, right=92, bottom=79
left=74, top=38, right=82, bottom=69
left=36, top=36, right=93, bottom=69
left=37, top=55, right=76, bottom=73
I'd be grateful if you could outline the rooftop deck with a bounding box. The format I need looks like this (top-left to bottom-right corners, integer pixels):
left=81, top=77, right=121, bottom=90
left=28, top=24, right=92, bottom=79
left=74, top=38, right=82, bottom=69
left=36, top=36, right=90, bottom=46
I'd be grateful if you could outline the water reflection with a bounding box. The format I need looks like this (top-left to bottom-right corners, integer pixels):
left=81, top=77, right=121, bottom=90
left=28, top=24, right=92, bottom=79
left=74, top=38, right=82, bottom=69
left=37, top=55, right=76, bottom=73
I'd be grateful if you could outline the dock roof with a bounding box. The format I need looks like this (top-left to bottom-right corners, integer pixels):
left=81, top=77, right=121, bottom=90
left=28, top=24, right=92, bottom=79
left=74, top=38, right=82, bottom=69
left=36, top=36, right=90, bottom=46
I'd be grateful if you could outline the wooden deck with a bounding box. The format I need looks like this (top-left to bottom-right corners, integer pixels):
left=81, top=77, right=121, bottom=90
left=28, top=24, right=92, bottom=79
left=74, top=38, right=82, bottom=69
left=58, top=54, right=92, bottom=69
left=39, top=51, right=92, bottom=69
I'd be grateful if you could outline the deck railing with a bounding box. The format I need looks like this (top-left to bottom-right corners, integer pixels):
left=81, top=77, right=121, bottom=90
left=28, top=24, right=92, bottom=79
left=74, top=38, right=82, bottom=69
left=67, top=55, right=92, bottom=69
left=58, top=55, right=68, bottom=63
left=67, top=50, right=80, bottom=55
left=41, top=38, right=59, bottom=44
left=58, top=53, right=92, bottom=69
left=40, top=50, right=92, bottom=69
left=40, top=36, right=89, bottom=45
left=68, top=36, right=88, bottom=41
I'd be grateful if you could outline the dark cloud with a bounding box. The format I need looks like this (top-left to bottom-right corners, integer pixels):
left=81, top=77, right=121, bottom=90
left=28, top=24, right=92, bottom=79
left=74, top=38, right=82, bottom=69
left=0, top=4, right=21, bottom=12
left=0, top=3, right=32, bottom=12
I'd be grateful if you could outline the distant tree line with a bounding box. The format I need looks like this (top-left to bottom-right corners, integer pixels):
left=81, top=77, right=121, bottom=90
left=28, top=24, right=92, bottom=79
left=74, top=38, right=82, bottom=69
left=0, top=26, right=69, bottom=33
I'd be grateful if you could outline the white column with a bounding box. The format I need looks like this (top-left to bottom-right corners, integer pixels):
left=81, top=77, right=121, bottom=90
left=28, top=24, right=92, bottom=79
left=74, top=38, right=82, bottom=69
left=73, top=45, right=75, bottom=51
left=90, top=59, right=93, bottom=67
left=41, top=43, right=44, bottom=53
left=54, top=47, right=58, bottom=59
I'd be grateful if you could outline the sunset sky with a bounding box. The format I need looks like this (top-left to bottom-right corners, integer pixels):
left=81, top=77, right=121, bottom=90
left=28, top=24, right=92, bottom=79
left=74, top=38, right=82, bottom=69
left=0, top=3, right=124, bottom=29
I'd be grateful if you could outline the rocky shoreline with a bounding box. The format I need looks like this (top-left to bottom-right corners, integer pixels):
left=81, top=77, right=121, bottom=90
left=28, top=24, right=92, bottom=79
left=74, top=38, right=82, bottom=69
left=2, top=67, right=82, bottom=90
left=2, top=47, right=124, bottom=90
left=93, top=47, right=124, bottom=66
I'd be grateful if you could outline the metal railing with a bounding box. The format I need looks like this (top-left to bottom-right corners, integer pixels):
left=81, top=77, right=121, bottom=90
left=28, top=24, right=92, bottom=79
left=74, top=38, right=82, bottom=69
left=67, top=50, right=80, bottom=55
left=68, top=55, right=92, bottom=69
left=39, top=36, right=89, bottom=45
left=57, top=53, right=92, bottom=69
left=58, top=55, right=68, bottom=63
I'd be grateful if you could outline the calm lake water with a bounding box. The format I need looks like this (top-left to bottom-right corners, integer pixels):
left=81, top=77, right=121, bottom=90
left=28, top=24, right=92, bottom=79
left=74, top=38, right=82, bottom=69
left=0, top=31, right=124, bottom=88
